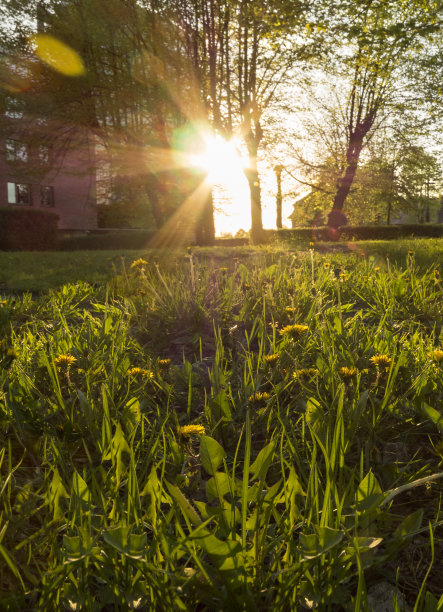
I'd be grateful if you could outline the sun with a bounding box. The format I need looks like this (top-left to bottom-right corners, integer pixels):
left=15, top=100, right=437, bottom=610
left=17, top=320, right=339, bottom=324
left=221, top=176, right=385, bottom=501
left=192, top=134, right=245, bottom=182
left=190, top=133, right=251, bottom=235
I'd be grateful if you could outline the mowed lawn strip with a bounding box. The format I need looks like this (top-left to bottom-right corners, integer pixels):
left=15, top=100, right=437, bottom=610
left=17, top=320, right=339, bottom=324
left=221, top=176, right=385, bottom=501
left=0, top=237, right=442, bottom=292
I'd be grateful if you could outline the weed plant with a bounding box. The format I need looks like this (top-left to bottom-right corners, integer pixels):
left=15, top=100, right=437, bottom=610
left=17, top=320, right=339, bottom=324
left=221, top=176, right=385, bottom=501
left=0, top=245, right=442, bottom=610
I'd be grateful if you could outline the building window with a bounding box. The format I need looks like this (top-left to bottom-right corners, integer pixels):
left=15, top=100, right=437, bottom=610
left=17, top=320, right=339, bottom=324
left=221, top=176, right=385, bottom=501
left=7, top=182, right=32, bottom=205
left=38, top=145, right=51, bottom=164
left=6, top=139, right=28, bottom=163
left=40, top=185, right=55, bottom=207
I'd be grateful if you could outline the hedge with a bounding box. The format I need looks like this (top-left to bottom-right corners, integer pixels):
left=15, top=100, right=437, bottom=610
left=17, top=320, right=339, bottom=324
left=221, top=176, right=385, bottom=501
left=57, top=231, right=252, bottom=251
left=266, top=224, right=443, bottom=243
left=0, top=207, right=59, bottom=251
left=57, top=229, right=158, bottom=251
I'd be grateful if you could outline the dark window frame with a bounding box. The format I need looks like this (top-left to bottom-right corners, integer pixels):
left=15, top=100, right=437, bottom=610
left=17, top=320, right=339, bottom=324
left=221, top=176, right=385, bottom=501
left=5, top=138, right=28, bottom=163
left=7, top=182, right=32, bottom=206
left=40, top=185, right=55, bottom=207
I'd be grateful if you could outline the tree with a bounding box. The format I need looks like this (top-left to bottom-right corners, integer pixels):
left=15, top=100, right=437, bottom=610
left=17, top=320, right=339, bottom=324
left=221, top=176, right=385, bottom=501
left=169, top=0, right=321, bottom=241
left=323, top=0, right=442, bottom=216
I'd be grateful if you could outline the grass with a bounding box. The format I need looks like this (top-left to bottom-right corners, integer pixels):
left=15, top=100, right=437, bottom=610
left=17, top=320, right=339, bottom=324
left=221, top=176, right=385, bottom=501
left=0, top=238, right=442, bottom=610
left=0, top=237, right=441, bottom=292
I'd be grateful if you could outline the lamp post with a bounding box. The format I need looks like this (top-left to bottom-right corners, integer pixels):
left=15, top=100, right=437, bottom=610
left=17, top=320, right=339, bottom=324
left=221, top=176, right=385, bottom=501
left=425, top=179, right=434, bottom=223
left=273, top=164, right=284, bottom=229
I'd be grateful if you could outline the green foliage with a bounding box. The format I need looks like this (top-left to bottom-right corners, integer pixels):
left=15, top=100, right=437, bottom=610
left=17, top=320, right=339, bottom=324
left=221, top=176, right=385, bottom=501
left=0, top=239, right=442, bottom=609
left=270, top=224, right=443, bottom=244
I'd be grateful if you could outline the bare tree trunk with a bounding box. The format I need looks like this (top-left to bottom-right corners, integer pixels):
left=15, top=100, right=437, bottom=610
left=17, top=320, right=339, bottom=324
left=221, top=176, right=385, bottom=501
left=332, top=158, right=360, bottom=210
left=244, top=164, right=263, bottom=243
left=274, top=164, right=283, bottom=229
left=195, top=189, right=215, bottom=245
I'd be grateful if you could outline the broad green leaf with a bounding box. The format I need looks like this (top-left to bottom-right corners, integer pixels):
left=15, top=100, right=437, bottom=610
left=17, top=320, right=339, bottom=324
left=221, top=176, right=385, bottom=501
left=165, top=481, right=202, bottom=526
left=200, top=435, right=226, bottom=475
left=72, top=471, right=91, bottom=504
left=394, top=509, right=424, bottom=539
left=63, top=534, right=91, bottom=562
left=250, top=439, right=276, bottom=481
left=205, top=472, right=233, bottom=501
left=111, top=422, right=131, bottom=482
left=305, top=398, right=323, bottom=426
left=299, top=526, right=344, bottom=560
left=103, top=526, right=130, bottom=554
left=102, top=529, right=146, bottom=560
left=191, top=528, right=241, bottom=557
left=208, top=393, right=232, bottom=422
left=356, top=471, right=383, bottom=512
left=48, top=469, right=69, bottom=519
left=352, top=536, right=383, bottom=550
left=421, top=403, right=443, bottom=435
left=127, top=533, right=147, bottom=559
left=122, top=397, right=141, bottom=430
left=216, top=551, right=248, bottom=572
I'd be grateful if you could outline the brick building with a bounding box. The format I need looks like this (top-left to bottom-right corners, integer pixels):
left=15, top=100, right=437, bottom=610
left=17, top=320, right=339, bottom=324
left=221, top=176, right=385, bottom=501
left=0, top=99, right=97, bottom=230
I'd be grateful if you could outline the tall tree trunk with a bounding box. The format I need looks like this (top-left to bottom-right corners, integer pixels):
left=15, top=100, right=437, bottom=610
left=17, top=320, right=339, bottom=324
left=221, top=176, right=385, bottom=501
left=274, top=164, right=283, bottom=229
left=244, top=163, right=263, bottom=243
left=332, top=160, right=360, bottom=211
left=243, top=130, right=263, bottom=242
left=332, top=112, right=375, bottom=212
left=195, top=189, right=215, bottom=245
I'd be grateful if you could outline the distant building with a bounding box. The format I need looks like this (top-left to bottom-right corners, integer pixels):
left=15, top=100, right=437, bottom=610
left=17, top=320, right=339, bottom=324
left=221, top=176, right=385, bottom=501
left=0, top=98, right=97, bottom=230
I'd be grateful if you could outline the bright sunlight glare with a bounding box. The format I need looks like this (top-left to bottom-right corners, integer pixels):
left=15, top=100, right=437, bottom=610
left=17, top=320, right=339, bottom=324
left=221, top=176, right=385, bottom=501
left=191, top=133, right=251, bottom=235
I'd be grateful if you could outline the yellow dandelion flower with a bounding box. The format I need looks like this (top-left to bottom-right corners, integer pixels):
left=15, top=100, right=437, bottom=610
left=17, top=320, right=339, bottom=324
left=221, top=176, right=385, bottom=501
left=309, top=242, right=315, bottom=247
left=323, top=262, right=331, bottom=268
left=369, top=354, right=392, bottom=367
left=130, top=258, right=147, bottom=269
left=292, top=368, right=319, bottom=380
left=374, top=267, right=380, bottom=272
left=128, top=367, right=143, bottom=376
left=249, top=391, right=270, bottom=405
left=264, top=353, right=279, bottom=365
left=54, top=354, right=77, bottom=368
left=177, top=424, right=205, bottom=437
left=285, top=307, right=297, bottom=314
left=339, top=366, right=358, bottom=380
left=280, top=324, right=309, bottom=338
left=432, top=349, right=443, bottom=363
left=158, top=358, right=171, bottom=368
left=128, top=367, right=154, bottom=379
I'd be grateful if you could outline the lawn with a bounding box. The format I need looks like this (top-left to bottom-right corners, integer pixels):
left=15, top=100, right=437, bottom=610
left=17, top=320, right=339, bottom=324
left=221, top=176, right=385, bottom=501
left=0, top=237, right=441, bottom=292
left=0, top=239, right=442, bottom=610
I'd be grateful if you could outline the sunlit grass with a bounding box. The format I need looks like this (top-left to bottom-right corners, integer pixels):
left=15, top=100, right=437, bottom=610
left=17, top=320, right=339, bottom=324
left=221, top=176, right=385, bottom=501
left=0, top=240, right=442, bottom=609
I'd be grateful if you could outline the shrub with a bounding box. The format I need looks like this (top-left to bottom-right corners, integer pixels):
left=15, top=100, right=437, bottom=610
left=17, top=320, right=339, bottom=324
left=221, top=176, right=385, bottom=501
left=0, top=207, right=59, bottom=251
left=266, top=224, right=443, bottom=244
left=340, top=224, right=443, bottom=240
left=57, top=229, right=158, bottom=250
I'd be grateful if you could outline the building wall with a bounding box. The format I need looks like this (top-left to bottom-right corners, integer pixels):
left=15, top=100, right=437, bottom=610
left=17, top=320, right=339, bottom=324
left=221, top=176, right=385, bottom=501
left=0, top=123, right=97, bottom=230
